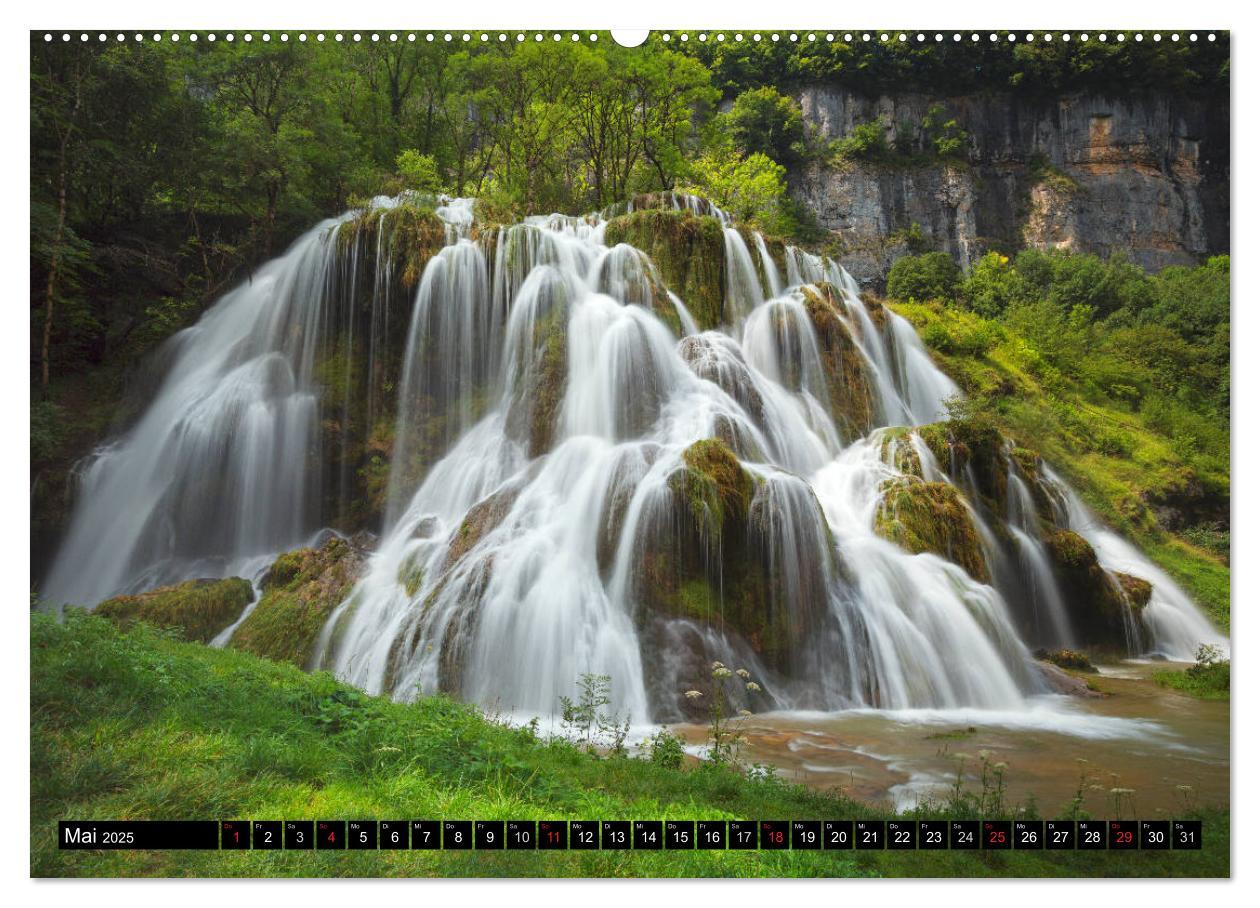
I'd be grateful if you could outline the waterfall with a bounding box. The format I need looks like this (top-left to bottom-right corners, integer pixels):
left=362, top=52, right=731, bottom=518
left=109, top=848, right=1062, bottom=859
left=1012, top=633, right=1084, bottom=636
left=42, top=223, right=341, bottom=607
left=753, top=233, right=784, bottom=298
left=1005, top=465, right=1076, bottom=647
left=723, top=228, right=765, bottom=324
left=43, top=191, right=1224, bottom=724
left=386, top=240, right=497, bottom=524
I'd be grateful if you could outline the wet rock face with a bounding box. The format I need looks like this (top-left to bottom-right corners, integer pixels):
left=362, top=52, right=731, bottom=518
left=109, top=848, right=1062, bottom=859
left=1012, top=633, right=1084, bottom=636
left=1042, top=529, right=1152, bottom=652
left=792, top=87, right=1228, bottom=285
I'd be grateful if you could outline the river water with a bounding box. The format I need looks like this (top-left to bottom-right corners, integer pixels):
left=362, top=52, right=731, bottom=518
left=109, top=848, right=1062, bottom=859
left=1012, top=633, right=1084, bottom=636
left=671, top=660, right=1227, bottom=815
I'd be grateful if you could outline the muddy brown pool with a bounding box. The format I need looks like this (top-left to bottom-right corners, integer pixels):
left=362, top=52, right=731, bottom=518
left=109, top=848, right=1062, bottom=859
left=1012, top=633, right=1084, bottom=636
left=669, top=661, right=1228, bottom=816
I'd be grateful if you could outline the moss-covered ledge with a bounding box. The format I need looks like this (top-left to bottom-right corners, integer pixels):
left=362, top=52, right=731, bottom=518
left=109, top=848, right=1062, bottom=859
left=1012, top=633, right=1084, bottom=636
left=96, top=577, right=254, bottom=643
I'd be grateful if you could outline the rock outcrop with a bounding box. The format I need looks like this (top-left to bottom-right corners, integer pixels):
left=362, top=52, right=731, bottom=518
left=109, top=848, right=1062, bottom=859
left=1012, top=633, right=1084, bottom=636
left=1043, top=529, right=1152, bottom=651
left=874, top=477, right=990, bottom=583
left=792, top=87, right=1228, bottom=284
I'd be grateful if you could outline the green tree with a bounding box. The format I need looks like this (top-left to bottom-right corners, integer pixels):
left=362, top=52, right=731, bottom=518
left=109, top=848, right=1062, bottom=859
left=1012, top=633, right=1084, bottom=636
left=395, top=149, right=443, bottom=194
left=31, top=42, right=90, bottom=388
left=725, top=86, right=805, bottom=164
left=962, top=252, right=1025, bottom=317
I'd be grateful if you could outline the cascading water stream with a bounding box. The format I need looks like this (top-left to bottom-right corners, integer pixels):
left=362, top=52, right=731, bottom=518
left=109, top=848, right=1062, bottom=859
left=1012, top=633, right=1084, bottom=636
left=317, top=205, right=1046, bottom=719
left=43, top=191, right=1225, bottom=726
left=1004, top=465, right=1076, bottom=647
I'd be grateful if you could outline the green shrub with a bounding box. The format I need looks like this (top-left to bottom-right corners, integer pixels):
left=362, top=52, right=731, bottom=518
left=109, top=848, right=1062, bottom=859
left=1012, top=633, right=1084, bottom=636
left=886, top=252, right=962, bottom=301
left=922, top=104, right=969, bottom=159
left=831, top=119, right=891, bottom=162
left=642, top=727, right=687, bottom=769
left=681, top=149, right=790, bottom=230
left=962, top=251, right=1025, bottom=317
left=395, top=149, right=444, bottom=194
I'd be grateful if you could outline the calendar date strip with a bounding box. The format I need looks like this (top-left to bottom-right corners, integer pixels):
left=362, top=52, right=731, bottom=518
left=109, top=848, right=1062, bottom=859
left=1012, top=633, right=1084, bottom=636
left=59, top=819, right=1203, bottom=851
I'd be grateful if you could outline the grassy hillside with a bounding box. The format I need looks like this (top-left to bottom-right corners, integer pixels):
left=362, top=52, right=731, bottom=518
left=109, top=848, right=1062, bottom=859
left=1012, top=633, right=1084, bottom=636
left=30, top=613, right=1227, bottom=878
left=885, top=253, right=1228, bottom=630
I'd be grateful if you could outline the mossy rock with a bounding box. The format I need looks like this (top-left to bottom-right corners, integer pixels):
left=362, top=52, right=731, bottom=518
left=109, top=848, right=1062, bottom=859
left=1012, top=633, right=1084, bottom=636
left=666, top=438, right=755, bottom=540
left=1115, top=572, right=1153, bottom=609
left=444, top=484, right=521, bottom=570
left=96, top=577, right=253, bottom=643
left=1036, top=647, right=1098, bottom=673
left=1043, top=529, right=1096, bottom=571
left=312, top=342, right=363, bottom=406
left=799, top=282, right=876, bottom=439
left=878, top=427, right=926, bottom=477
left=918, top=418, right=1007, bottom=505
left=231, top=537, right=364, bottom=668
left=530, top=313, right=568, bottom=457
left=397, top=553, right=426, bottom=599
left=859, top=292, right=889, bottom=330
left=603, top=209, right=726, bottom=330
left=504, top=281, right=569, bottom=459
left=1043, top=529, right=1152, bottom=650
left=637, top=442, right=833, bottom=681
left=874, top=478, right=990, bottom=583
left=913, top=417, right=1058, bottom=523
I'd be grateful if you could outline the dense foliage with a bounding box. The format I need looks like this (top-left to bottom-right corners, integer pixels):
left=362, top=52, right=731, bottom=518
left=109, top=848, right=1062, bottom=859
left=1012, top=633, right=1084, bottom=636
left=676, top=30, right=1230, bottom=97
left=31, top=36, right=815, bottom=396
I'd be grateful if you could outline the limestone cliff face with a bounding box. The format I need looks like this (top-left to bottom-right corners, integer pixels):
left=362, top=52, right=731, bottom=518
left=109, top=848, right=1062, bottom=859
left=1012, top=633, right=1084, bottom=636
left=791, top=87, right=1229, bottom=285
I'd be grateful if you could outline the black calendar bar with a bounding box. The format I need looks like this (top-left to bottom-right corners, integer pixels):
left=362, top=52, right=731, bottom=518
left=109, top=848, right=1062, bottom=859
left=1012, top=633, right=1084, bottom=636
left=58, top=819, right=1207, bottom=851
left=59, top=820, right=219, bottom=850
